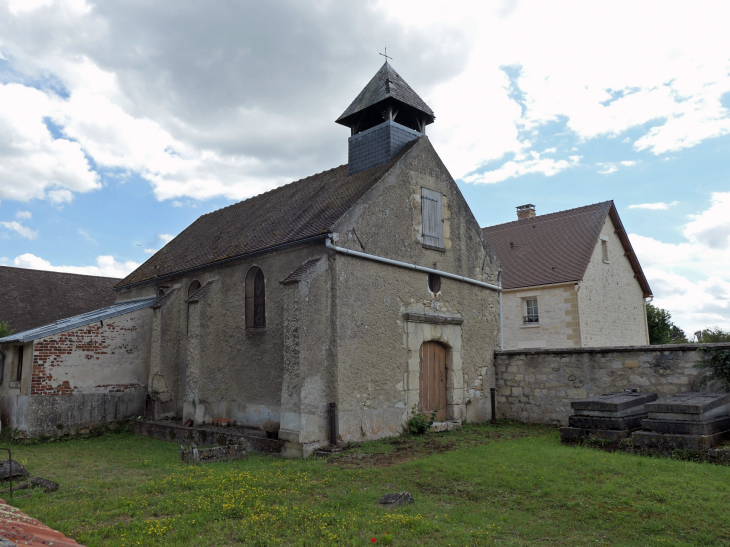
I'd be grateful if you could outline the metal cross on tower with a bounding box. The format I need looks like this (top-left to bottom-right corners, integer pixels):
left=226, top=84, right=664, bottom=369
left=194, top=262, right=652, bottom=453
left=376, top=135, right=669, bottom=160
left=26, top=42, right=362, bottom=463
left=379, top=47, right=392, bottom=62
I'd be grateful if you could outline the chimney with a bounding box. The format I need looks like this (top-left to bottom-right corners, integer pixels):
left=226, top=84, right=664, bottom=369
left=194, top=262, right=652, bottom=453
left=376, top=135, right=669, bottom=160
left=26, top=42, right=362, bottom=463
left=516, top=204, right=536, bottom=220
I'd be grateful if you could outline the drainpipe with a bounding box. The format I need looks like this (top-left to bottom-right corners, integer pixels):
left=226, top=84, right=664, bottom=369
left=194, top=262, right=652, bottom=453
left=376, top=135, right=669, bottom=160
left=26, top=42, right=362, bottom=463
left=498, top=269, right=503, bottom=351
left=325, top=237, right=501, bottom=291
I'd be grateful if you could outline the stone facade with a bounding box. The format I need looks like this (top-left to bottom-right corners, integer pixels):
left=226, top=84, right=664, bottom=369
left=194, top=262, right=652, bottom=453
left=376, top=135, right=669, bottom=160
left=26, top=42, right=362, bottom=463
left=578, top=216, right=649, bottom=347
left=501, top=215, right=649, bottom=350
left=117, top=137, right=501, bottom=456
left=494, top=343, right=730, bottom=425
left=501, top=284, right=579, bottom=349
left=0, top=308, right=152, bottom=436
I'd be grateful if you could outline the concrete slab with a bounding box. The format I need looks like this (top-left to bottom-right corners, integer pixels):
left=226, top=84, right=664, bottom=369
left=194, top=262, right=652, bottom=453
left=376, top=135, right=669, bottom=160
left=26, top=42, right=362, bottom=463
left=645, top=392, right=730, bottom=418
left=633, top=429, right=729, bottom=450
left=568, top=414, right=644, bottom=431
left=641, top=416, right=730, bottom=436
left=560, top=426, right=632, bottom=443
left=571, top=392, right=657, bottom=417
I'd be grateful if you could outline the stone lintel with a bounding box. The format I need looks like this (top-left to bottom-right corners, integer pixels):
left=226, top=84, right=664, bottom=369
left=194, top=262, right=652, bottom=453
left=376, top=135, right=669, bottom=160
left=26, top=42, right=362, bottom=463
left=402, top=312, right=464, bottom=325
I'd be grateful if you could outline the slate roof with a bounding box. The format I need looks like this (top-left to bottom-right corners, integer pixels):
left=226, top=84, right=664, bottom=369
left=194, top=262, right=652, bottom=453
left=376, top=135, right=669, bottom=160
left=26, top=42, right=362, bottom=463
left=336, top=62, right=434, bottom=126
left=280, top=258, right=322, bottom=284
left=481, top=201, right=652, bottom=296
left=116, top=141, right=418, bottom=288
left=0, top=297, right=157, bottom=344
left=0, top=266, right=120, bottom=334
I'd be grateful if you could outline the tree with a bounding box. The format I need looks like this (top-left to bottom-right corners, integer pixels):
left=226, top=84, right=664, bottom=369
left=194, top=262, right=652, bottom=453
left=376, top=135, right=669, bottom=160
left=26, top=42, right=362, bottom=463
left=646, top=304, right=688, bottom=345
left=694, top=327, right=730, bottom=343
left=0, top=321, right=13, bottom=338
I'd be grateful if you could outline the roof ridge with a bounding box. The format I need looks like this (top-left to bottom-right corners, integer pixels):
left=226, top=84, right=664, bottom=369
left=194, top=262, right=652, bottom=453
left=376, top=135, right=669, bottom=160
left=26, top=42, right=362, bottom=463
left=0, top=265, right=121, bottom=281
left=482, top=201, right=612, bottom=233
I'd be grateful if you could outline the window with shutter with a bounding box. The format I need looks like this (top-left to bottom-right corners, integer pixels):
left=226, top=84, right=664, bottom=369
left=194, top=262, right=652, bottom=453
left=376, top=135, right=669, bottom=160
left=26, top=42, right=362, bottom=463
left=421, top=188, right=444, bottom=248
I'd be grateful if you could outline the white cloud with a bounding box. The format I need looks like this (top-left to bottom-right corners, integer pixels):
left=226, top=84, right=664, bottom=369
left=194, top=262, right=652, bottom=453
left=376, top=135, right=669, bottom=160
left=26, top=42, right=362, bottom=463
left=630, top=192, right=730, bottom=333
left=158, top=233, right=174, bottom=244
left=143, top=248, right=157, bottom=254
left=0, top=1, right=728, bottom=199
left=628, top=201, right=679, bottom=210
left=12, top=253, right=138, bottom=278
left=0, top=83, right=100, bottom=203
left=0, top=220, right=38, bottom=239
left=15, top=210, right=31, bottom=219
left=464, top=150, right=579, bottom=185
left=78, top=228, right=96, bottom=243
left=684, top=192, right=730, bottom=250
left=597, top=162, right=618, bottom=175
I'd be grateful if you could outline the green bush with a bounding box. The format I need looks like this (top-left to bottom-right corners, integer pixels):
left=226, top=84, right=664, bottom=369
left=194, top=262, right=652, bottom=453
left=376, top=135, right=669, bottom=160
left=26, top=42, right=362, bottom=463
left=696, top=346, right=730, bottom=390
left=406, top=405, right=437, bottom=435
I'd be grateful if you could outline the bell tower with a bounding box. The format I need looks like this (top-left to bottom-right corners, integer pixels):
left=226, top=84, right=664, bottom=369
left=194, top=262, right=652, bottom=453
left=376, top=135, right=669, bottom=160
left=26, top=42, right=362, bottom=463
left=336, top=61, right=435, bottom=175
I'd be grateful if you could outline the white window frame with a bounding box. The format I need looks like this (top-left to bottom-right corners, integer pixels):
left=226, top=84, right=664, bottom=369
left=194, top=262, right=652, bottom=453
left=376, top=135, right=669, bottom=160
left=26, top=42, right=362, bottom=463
left=524, top=297, right=539, bottom=324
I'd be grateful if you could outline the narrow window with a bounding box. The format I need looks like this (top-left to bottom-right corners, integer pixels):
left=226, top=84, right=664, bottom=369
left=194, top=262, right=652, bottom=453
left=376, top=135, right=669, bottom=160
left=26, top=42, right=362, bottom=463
left=428, top=273, right=442, bottom=294
left=188, top=280, right=201, bottom=299
left=524, top=298, right=539, bottom=324
left=15, top=346, right=23, bottom=381
left=186, top=280, right=201, bottom=335
left=421, top=188, right=444, bottom=248
left=246, top=267, right=266, bottom=328
left=158, top=288, right=165, bottom=298
left=601, top=239, right=609, bottom=263
left=0, top=351, right=4, bottom=386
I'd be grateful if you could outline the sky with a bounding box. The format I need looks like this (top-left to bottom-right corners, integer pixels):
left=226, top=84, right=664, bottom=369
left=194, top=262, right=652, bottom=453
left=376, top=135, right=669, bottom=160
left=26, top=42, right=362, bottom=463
left=0, top=0, right=729, bottom=336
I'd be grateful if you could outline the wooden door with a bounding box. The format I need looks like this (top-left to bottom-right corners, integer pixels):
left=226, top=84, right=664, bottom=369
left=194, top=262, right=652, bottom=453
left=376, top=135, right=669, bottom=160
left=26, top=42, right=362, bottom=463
left=419, top=342, right=447, bottom=421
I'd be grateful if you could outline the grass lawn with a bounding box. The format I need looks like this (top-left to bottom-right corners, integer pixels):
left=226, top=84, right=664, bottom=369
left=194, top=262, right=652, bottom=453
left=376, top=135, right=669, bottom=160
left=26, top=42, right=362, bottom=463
left=4, top=421, right=730, bottom=546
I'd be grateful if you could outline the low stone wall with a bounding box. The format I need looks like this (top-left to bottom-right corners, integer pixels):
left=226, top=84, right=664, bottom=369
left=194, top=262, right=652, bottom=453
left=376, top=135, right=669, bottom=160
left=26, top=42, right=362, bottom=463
left=494, top=343, right=730, bottom=425
left=135, top=420, right=285, bottom=455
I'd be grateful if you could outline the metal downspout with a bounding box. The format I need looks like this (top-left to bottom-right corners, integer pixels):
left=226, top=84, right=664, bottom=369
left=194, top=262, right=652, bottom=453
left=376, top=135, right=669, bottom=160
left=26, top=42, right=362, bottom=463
left=498, top=269, right=503, bottom=350
left=325, top=238, right=502, bottom=291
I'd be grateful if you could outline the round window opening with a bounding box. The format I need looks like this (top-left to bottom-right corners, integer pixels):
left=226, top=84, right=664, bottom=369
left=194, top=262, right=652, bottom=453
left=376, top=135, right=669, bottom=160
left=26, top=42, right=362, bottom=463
left=428, top=273, right=442, bottom=294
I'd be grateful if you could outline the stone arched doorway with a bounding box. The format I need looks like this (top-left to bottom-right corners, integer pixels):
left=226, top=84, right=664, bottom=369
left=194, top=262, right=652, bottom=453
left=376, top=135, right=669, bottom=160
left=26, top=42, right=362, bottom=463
left=419, top=341, right=447, bottom=421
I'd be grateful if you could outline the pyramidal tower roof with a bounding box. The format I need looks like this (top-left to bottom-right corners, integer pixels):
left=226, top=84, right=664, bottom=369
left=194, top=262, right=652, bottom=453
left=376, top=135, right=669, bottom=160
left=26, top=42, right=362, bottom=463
left=336, top=62, right=434, bottom=127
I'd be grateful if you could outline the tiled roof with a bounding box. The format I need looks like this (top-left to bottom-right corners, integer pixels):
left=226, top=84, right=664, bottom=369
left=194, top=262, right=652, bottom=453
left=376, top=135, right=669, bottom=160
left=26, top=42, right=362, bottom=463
left=116, top=142, right=417, bottom=288
left=0, top=498, right=84, bottom=546
left=0, top=297, right=157, bottom=344
left=0, top=267, right=119, bottom=334
left=481, top=201, right=652, bottom=297
left=336, top=62, right=434, bottom=126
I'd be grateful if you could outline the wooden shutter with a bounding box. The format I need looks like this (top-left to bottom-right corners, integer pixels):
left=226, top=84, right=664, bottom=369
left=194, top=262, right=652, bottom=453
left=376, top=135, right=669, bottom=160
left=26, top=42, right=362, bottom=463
left=421, top=188, right=444, bottom=248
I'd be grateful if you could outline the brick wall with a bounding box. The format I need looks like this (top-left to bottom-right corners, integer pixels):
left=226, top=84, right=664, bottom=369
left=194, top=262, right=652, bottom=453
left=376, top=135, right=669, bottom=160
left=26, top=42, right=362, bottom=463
left=494, top=343, right=730, bottom=425
left=21, top=309, right=152, bottom=436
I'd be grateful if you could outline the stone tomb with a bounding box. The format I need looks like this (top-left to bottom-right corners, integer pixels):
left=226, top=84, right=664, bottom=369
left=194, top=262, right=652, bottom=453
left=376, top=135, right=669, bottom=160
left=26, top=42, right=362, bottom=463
left=634, top=393, right=730, bottom=449
left=560, top=392, right=657, bottom=443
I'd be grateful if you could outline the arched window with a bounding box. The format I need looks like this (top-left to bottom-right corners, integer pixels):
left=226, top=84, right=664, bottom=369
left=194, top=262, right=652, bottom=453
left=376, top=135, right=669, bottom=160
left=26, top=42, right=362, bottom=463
left=428, top=273, right=442, bottom=294
left=246, top=267, right=266, bottom=328
left=188, top=280, right=201, bottom=299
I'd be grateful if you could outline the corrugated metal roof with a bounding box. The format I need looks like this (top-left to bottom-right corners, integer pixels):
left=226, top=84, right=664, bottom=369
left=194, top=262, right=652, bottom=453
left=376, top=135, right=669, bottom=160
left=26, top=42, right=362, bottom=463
left=0, top=297, right=156, bottom=344
left=0, top=498, right=84, bottom=546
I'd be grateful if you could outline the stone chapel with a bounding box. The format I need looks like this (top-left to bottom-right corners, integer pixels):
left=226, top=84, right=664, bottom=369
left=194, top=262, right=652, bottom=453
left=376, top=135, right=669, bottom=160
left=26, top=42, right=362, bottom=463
left=0, top=62, right=502, bottom=456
